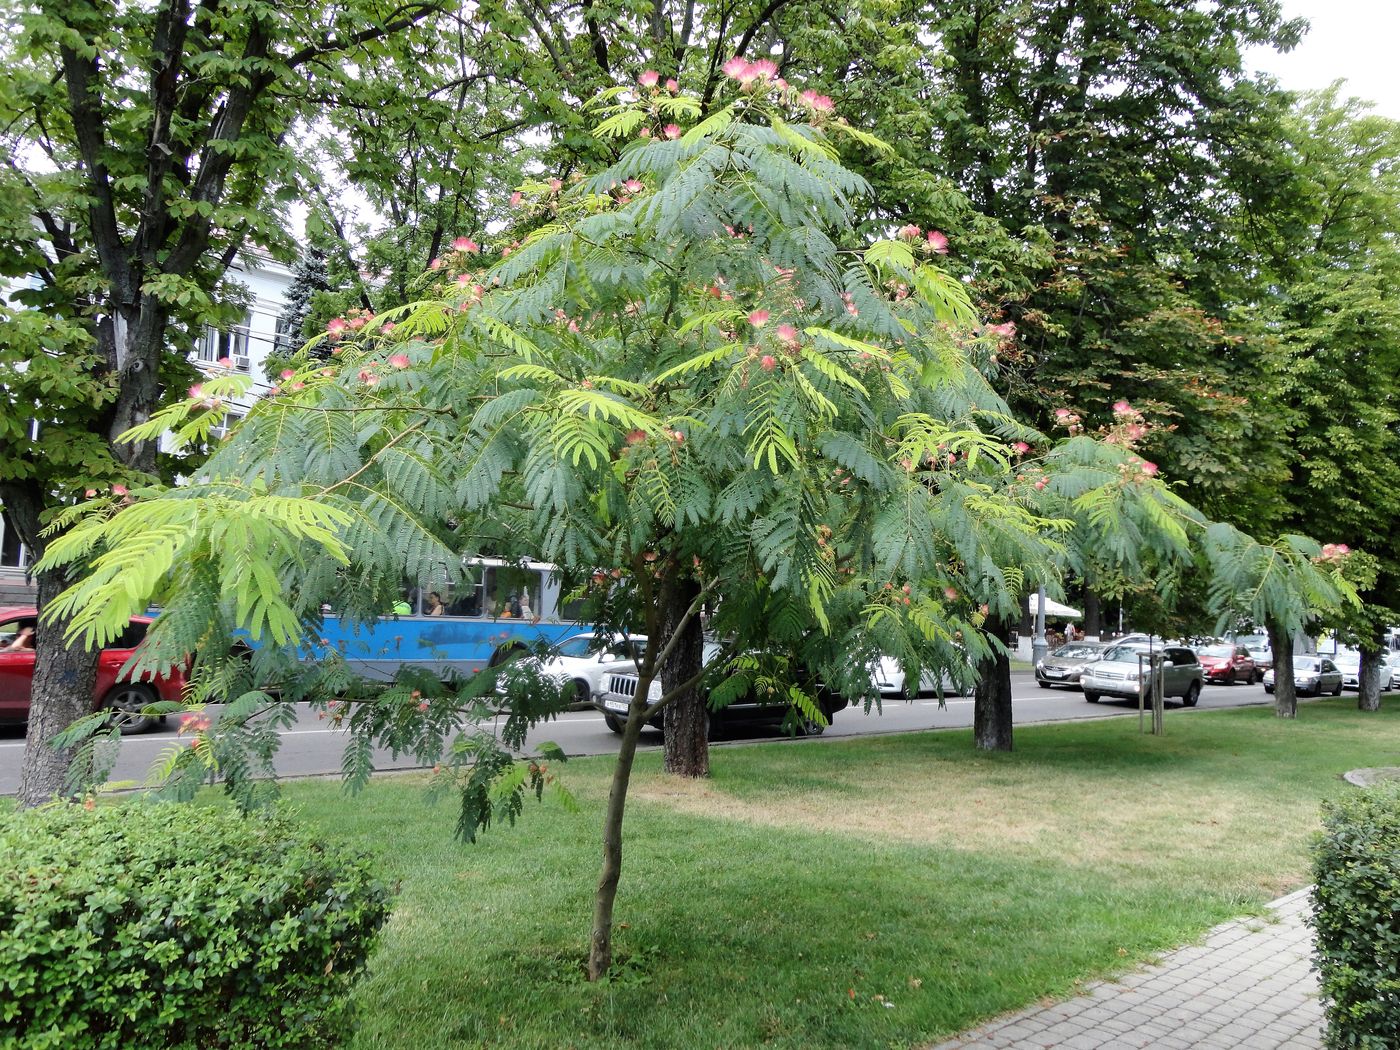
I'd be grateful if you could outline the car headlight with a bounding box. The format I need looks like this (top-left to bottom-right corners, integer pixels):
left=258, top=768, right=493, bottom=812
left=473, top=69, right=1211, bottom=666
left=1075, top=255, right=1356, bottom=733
left=1298, top=676, right=1317, bottom=685
left=1035, top=660, right=1044, bottom=670
left=1125, top=671, right=1139, bottom=681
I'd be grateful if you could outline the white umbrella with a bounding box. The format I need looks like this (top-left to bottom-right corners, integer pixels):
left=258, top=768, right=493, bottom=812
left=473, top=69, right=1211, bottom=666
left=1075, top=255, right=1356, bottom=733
left=1028, top=594, right=1082, bottom=620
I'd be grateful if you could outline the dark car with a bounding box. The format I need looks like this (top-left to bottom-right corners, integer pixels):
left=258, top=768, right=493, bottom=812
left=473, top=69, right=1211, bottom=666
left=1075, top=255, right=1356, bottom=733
left=1035, top=642, right=1104, bottom=690
left=1196, top=644, right=1259, bottom=685
left=595, top=642, right=847, bottom=738
left=0, top=607, right=187, bottom=733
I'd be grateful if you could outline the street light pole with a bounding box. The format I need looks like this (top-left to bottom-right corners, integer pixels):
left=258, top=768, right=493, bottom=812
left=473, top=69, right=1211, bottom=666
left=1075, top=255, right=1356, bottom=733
left=1033, top=584, right=1048, bottom=666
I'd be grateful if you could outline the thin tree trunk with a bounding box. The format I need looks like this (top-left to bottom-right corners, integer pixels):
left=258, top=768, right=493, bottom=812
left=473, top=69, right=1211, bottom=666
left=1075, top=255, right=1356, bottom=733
left=662, top=575, right=707, bottom=777
left=18, top=568, right=101, bottom=806
left=974, top=616, right=1014, bottom=751
left=1358, top=645, right=1383, bottom=712
left=588, top=667, right=653, bottom=980
left=1267, top=620, right=1296, bottom=719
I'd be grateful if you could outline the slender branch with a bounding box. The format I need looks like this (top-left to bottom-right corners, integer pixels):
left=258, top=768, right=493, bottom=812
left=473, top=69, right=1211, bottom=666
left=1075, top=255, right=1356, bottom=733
left=320, top=420, right=429, bottom=496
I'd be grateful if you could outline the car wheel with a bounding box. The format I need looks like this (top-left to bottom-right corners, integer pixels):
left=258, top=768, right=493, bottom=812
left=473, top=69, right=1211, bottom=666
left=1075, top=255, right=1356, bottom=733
left=603, top=712, right=625, bottom=734
left=1264, top=684, right=1274, bottom=694
left=102, top=683, right=159, bottom=735
left=799, top=715, right=826, bottom=737
left=1084, top=692, right=1100, bottom=704
left=569, top=678, right=593, bottom=709
left=1182, top=682, right=1201, bottom=708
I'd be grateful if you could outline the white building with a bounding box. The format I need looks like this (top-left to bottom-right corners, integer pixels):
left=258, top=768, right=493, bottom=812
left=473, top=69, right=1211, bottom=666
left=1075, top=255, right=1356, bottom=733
left=1, top=253, right=294, bottom=603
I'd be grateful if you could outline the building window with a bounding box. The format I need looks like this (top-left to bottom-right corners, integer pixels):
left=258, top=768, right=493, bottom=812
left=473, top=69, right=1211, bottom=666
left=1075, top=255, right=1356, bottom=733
left=196, top=314, right=253, bottom=370
left=209, top=411, right=244, bottom=442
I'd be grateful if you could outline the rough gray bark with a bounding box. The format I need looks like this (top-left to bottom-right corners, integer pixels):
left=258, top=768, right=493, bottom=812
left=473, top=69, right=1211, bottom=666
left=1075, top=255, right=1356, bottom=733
left=18, top=568, right=101, bottom=806
left=661, top=575, right=708, bottom=778
left=974, top=617, right=1014, bottom=751
left=1358, top=645, right=1384, bottom=712
left=1267, top=620, right=1297, bottom=718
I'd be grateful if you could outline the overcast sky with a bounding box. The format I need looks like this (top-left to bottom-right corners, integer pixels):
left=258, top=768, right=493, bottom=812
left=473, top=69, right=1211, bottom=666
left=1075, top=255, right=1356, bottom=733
left=1246, top=0, right=1400, bottom=118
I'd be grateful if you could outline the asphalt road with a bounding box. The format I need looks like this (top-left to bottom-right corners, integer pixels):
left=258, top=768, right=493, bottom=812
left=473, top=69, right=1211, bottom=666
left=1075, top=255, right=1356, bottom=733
left=0, top=675, right=1290, bottom=795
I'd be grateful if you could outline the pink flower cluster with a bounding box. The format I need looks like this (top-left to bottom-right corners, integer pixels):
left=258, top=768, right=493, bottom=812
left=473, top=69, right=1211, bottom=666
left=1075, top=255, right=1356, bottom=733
left=1317, top=542, right=1351, bottom=564
left=895, top=225, right=950, bottom=254
left=638, top=70, right=680, bottom=93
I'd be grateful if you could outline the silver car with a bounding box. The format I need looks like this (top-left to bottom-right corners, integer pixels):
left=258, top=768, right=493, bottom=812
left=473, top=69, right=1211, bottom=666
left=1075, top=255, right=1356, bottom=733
left=1262, top=656, right=1343, bottom=697
left=1035, top=642, right=1104, bottom=690
left=1080, top=644, right=1204, bottom=707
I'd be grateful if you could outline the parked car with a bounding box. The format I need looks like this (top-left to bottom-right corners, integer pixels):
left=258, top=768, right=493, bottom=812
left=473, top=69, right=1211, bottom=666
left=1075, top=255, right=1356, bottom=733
left=594, top=641, right=847, bottom=738
left=519, top=632, right=646, bottom=705
left=0, top=608, right=187, bottom=733
left=1327, top=650, right=1400, bottom=691
left=1035, top=642, right=1104, bottom=690
left=1330, top=650, right=1362, bottom=690
left=873, top=655, right=966, bottom=698
left=1196, top=644, right=1260, bottom=685
left=1234, top=635, right=1274, bottom=673
left=1262, top=656, right=1343, bottom=697
left=1080, top=643, right=1203, bottom=707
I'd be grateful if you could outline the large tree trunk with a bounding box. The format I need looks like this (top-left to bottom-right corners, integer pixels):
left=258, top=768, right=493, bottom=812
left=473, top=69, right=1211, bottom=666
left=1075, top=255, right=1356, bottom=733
left=661, top=575, right=707, bottom=777
left=1083, top=590, right=1102, bottom=639
left=18, top=568, right=102, bottom=806
left=1358, top=645, right=1384, bottom=712
left=588, top=667, right=653, bottom=981
left=1267, top=619, right=1297, bottom=719
left=973, top=616, right=1014, bottom=751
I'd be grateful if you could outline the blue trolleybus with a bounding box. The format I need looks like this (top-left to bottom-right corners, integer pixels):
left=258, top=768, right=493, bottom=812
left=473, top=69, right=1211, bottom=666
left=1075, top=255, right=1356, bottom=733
left=314, top=558, right=589, bottom=682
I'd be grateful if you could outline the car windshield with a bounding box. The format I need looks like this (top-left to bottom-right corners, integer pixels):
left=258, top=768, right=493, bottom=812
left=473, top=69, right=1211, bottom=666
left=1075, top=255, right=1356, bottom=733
left=1331, top=652, right=1359, bottom=669
left=1101, top=644, right=1148, bottom=662
left=556, top=635, right=606, bottom=658
left=1199, top=645, right=1233, bottom=658
left=1051, top=645, right=1100, bottom=659
left=1291, top=657, right=1321, bottom=673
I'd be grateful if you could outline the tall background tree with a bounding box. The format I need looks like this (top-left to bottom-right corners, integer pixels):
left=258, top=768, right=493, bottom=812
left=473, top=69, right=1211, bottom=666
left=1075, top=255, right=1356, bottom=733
left=0, top=0, right=446, bottom=804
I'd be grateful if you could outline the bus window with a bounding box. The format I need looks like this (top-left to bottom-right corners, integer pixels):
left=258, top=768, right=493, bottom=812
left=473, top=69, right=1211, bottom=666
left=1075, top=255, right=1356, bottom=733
left=446, top=565, right=485, bottom=616
left=484, top=566, right=544, bottom=619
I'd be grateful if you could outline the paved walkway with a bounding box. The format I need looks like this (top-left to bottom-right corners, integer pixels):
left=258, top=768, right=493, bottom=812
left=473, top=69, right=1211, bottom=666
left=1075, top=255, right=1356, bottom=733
left=928, top=888, right=1323, bottom=1049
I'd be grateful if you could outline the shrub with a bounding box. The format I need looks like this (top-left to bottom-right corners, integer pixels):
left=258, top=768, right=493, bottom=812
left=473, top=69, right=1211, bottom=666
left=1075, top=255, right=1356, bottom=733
left=0, top=802, right=392, bottom=1049
left=1310, top=787, right=1400, bottom=1049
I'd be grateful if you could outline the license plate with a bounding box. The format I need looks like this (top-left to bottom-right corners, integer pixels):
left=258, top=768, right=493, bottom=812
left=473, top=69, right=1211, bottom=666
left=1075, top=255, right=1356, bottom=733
left=604, top=698, right=629, bottom=713
left=1044, top=669, right=1064, bottom=678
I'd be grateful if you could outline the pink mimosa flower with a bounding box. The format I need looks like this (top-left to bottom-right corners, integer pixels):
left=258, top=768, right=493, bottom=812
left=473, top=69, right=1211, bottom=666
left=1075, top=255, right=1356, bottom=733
left=280, top=369, right=295, bottom=380
left=722, top=56, right=750, bottom=80
left=216, top=356, right=231, bottom=368
left=1141, top=461, right=1159, bottom=476
left=549, top=178, right=563, bottom=193
left=776, top=324, right=799, bottom=345
left=509, top=191, right=523, bottom=207
left=85, top=488, right=97, bottom=497
left=1012, top=441, right=1030, bottom=454
left=748, top=309, right=770, bottom=327
left=926, top=230, right=949, bottom=253
left=898, top=224, right=921, bottom=240
left=639, top=127, right=652, bottom=138
left=639, top=70, right=660, bottom=88
left=388, top=354, right=410, bottom=369
left=112, top=484, right=128, bottom=496
left=747, top=59, right=777, bottom=81
left=429, top=257, right=442, bottom=270
left=800, top=90, right=835, bottom=113
left=943, top=586, right=959, bottom=601
left=188, top=384, right=204, bottom=399
left=1054, top=407, right=1071, bottom=419
left=760, top=355, right=777, bottom=371
left=327, top=317, right=348, bottom=336
left=1113, top=400, right=1132, bottom=415
left=624, top=179, right=644, bottom=193
left=451, top=236, right=473, bottom=251
left=663, top=124, right=681, bottom=139
left=666, top=78, right=679, bottom=93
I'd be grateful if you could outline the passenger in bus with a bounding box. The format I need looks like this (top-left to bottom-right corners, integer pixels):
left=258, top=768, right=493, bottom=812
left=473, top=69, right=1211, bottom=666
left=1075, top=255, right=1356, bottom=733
left=425, top=592, right=446, bottom=616
left=519, top=590, right=534, bottom=621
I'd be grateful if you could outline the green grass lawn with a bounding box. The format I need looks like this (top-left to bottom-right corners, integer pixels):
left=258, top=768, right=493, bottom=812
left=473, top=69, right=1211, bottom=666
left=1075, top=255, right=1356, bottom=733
left=282, top=699, right=1400, bottom=1049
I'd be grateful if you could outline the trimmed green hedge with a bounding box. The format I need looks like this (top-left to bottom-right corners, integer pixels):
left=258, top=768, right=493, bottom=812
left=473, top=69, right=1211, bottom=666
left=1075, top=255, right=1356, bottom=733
left=1310, top=787, right=1400, bottom=1049
left=0, top=803, right=392, bottom=1049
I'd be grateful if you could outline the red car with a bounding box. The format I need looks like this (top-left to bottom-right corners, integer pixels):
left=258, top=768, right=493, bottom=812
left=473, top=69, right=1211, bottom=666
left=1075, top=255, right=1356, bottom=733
left=0, top=607, right=187, bottom=734
left=1196, top=643, right=1259, bottom=685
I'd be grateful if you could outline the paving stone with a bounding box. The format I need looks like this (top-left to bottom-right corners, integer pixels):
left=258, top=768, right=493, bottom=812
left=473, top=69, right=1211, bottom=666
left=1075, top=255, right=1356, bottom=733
left=921, top=889, right=1325, bottom=1050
